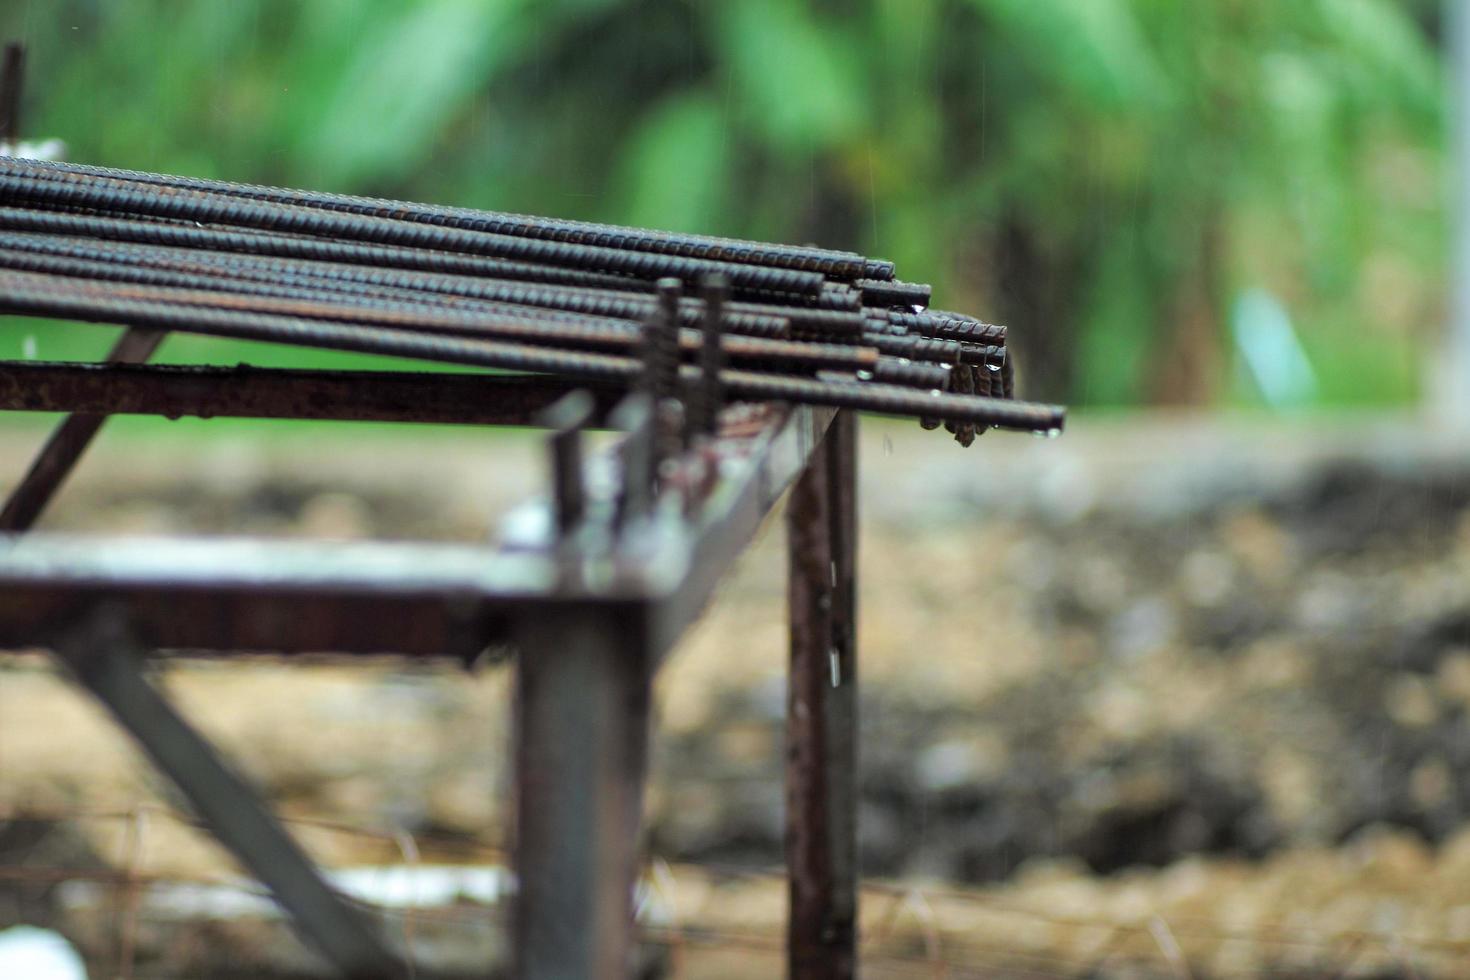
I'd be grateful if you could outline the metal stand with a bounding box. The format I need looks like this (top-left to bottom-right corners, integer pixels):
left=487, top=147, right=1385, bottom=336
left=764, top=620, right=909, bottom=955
left=0, top=41, right=888, bottom=977
left=788, top=410, right=859, bottom=980
left=0, top=386, right=841, bottom=978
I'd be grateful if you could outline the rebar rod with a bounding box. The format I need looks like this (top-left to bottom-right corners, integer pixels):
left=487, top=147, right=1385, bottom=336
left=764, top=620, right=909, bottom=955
left=15, top=157, right=895, bottom=280
left=0, top=165, right=829, bottom=296
left=0, top=270, right=903, bottom=376
left=0, top=163, right=1063, bottom=439
left=0, top=231, right=800, bottom=338
left=0, top=207, right=646, bottom=289
left=0, top=274, right=1058, bottom=431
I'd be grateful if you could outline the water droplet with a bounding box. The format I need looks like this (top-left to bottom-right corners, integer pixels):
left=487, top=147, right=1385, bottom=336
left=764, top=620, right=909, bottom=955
left=986, top=362, right=1001, bottom=372
left=1048, top=428, right=1061, bottom=439
left=21, top=335, right=36, bottom=360
left=829, top=648, right=841, bottom=687
left=910, top=304, right=924, bottom=314
left=929, top=389, right=942, bottom=397
left=856, top=370, right=874, bottom=381
left=938, top=362, right=953, bottom=370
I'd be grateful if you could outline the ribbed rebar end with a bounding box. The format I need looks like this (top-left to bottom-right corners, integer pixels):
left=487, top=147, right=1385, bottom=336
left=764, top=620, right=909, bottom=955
left=860, top=258, right=897, bottom=281
left=956, top=344, right=1006, bottom=367
left=857, top=278, right=933, bottom=309
left=873, top=359, right=951, bottom=390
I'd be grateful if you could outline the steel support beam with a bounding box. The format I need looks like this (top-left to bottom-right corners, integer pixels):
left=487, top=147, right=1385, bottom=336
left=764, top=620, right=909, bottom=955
left=50, top=609, right=405, bottom=978
left=787, top=409, right=858, bottom=980
left=513, top=609, right=651, bottom=980
left=0, top=361, right=623, bottom=427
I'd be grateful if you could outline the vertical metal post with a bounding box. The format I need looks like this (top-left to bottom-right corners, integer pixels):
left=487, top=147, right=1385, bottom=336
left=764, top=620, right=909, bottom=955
left=690, top=273, right=728, bottom=438
left=539, top=390, right=594, bottom=536
left=513, top=611, right=651, bottom=980
left=787, top=410, right=858, bottom=980
left=611, top=393, right=656, bottom=529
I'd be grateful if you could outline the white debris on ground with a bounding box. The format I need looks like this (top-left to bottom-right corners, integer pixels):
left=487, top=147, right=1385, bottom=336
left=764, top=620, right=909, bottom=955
left=0, top=927, right=87, bottom=980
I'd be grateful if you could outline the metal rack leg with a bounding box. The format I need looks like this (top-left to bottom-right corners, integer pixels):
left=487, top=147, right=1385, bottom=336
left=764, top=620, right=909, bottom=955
left=787, top=410, right=858, bottom=980
left=513, top=611, right=651, bottom=980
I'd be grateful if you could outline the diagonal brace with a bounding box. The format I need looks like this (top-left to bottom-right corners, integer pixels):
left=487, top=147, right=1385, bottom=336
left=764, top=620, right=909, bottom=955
left=0, top=327, right=163, bottom=530
left=50, top=608, right=407, bottom=979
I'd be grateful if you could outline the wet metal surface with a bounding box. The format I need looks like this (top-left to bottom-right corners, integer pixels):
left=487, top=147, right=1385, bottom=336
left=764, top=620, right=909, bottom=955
left=787, top=412, right=859, bottom=980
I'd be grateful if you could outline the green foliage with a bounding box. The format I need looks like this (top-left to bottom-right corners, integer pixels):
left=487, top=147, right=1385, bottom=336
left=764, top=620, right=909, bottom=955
left=0, top=0, right=1446, bottom=407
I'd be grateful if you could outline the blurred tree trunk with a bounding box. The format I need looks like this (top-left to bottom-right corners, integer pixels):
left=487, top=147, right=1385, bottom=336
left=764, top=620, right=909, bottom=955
left=994, top=215, right=1084, bottom=404
left=1150, top=210, right=1225, bottom=406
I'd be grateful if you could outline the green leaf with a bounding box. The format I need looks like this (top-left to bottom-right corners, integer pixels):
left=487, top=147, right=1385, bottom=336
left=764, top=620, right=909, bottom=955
left=609, top=91, right=731, bottom=234
left=1074, top=242, right=1155, bottom=405
left=711, top=0, right=867, bottom=156
left=290, top=0, right=530, bottom=188
left=1315, top=0, right=1440, bottom=119
left=967, top=0, right=1168, bottom=112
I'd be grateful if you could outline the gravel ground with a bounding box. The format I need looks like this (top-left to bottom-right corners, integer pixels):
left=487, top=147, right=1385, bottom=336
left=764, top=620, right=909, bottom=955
left=2, top=412, right=1469, bottom=977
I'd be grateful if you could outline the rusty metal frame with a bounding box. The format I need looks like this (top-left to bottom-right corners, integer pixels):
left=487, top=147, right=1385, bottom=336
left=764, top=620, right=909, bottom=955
left=0, top=35, right=868, bottom=977
left=0, top=352, right=860, bottom=978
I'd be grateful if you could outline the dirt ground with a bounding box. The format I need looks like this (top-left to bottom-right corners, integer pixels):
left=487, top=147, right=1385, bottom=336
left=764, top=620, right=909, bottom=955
left=3, top=412, right=1470, bottom=977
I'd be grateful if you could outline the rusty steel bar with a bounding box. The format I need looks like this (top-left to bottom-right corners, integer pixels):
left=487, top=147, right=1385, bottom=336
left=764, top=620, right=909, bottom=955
left=0, top=269, right=935, bottom=380
left=18, top=157, right=894, bottom=280
left=0, top=361, right=624, bottom=427
left=0, top=235, right=806, bottom=339
left=0, top=207, right=643, bottom=291
left=855, top=278, right=930, bottom=308
left=0, top=328, right=163, bottom=531
left=514, top=609, right=651, bottom=980
left=0, top=277, right=1061, bottom=431
left=787, top=410, right=859, bottom=980
left=0, top=164, right=829, bottom=296
left=0, top=228, right=873, bottom=337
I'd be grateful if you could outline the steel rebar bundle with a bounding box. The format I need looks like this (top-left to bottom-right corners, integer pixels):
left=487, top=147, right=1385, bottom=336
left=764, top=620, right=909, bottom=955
left=0, top=157, right=1064, bottom=441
